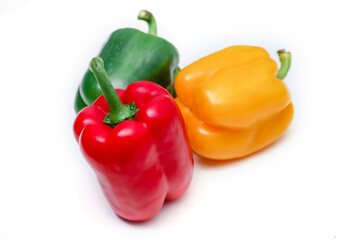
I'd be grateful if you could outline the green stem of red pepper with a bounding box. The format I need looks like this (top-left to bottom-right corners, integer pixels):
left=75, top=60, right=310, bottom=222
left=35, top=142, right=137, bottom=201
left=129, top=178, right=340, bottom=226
left=89, top=57, right=138, bottom=127
left=138, top=10, right=157, bottom=36
left=276, top=49, right=291, bottom=80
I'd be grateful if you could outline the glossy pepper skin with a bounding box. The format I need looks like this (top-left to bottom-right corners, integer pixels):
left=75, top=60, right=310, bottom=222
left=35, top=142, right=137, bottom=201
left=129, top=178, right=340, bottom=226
left=75, top=10, right=180, bottom=113
left=74, top=57, right=193, bottom=221
left=175, top=46, right=293, bottom=160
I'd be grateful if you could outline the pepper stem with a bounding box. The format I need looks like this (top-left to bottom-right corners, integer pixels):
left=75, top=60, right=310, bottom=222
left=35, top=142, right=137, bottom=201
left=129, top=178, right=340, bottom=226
left=276, top=49, right=291, bottom=80
left=89, top=57, right=138, bottom=127
left=138, top=10, right=157, bottom=36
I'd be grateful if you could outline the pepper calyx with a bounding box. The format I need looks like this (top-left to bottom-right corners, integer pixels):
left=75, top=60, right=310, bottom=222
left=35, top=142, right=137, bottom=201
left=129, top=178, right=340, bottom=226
left=103, top=102, right=138, bottom=127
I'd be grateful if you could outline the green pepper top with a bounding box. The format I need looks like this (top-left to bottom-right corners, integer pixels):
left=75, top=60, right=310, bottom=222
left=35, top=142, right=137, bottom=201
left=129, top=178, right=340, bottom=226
left=75, top=10, right=179, bottom=113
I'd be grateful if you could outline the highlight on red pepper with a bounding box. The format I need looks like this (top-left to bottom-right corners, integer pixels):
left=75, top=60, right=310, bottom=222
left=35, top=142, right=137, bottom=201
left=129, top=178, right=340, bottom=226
left=73, top=57, right=194, bottom=221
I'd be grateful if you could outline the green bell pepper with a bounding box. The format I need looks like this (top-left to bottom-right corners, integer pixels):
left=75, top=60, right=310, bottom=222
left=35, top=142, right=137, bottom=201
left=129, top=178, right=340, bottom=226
left=74, top=10, right=180, bottom=113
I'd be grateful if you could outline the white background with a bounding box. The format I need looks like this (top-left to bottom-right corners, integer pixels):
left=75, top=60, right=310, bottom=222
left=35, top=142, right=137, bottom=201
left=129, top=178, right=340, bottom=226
left=0, top=0, right=359, bottom=239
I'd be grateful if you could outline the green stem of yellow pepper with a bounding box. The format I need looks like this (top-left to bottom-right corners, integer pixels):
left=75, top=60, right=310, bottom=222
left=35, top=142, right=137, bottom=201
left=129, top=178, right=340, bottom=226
left=277, top=49, right=291, bottom=80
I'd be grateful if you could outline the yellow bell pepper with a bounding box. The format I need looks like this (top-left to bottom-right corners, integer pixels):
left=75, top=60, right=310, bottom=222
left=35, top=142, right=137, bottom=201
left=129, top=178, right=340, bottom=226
left=174, top=46, right=293, bottom=160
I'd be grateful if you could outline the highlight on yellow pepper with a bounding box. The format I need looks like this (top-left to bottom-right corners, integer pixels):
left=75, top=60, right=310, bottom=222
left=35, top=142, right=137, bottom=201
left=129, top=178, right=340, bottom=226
left=174, top=46, right=293, bottom=160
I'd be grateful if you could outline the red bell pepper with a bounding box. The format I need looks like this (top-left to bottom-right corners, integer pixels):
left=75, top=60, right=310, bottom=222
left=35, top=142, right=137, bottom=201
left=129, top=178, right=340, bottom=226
left=73, top=57, right=194, bottom=221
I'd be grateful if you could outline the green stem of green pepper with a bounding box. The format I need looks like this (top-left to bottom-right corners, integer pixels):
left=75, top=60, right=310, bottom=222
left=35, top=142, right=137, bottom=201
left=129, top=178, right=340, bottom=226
left=276, top=49, right=291, bottom=80
left=138, top=10, right=157, bottom=36
left=89, top=57, right=138, bottom=127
